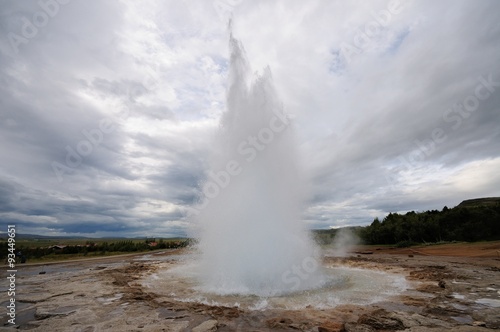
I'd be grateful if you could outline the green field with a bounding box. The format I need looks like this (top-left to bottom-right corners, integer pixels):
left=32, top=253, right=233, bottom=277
left=0, top=237, right=190, bottom=264
left=8, top=237, right=186, bottom=248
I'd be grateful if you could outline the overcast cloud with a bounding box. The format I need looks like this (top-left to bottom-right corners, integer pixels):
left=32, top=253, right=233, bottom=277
left=0, top=0, right=499, bottom=237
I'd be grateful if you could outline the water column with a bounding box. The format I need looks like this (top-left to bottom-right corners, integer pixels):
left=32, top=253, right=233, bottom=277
left=195, top=33, right=325, bottom=296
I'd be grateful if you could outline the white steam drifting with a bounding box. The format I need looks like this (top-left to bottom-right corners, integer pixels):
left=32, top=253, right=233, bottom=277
left=330, top=228, right=360, bottom=257
left=194, top=33, right=325, bottom=296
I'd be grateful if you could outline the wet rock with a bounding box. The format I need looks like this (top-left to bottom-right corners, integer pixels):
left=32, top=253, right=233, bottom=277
left=18, top=291, right=73, bottom=304
left=388, top=312, right=451, bottom=329
left=265, top=316, right=313, bottom=330
left=472, top=307, right=500, bottom=329
left=407, top=327, right=492, bottom=332
left=289, top=323, right=304, bottom=329
left=357, top=309, right=404, bottom=330
left=35, top=307, right=76, bottom=320
left=267, top=317, right=294, bottom=329
left=158, top=308, right=189, bottom=319
left=344, top=323, right=375, bottom=332
left=318, top=321, right=345, bottom=332
left=192, top=319, right=218, bottom=332
left=74, top=327, right=95, bottom=332
left=424, top=304, right=463, bottom=317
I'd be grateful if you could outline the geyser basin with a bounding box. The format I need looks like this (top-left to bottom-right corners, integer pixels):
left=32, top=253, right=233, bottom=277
left=142, top=253, right=408, bottom=311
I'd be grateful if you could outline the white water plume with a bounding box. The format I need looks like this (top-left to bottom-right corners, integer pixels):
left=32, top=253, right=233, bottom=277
left=193, top=31, right=326, bottom=296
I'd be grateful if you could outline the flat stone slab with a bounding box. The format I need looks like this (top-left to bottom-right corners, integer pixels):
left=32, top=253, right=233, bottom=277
left=192, top=319, right=218, bottom=332
left=35, top=306, right=77, bottom=320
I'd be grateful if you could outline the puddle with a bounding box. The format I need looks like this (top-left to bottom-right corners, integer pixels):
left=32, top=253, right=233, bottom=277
left=133, top=253, right=191, bottom=262
left=450, top=303, right=469, bottom=311
left=451, top=293, right=465, bottom=300
left=51, top=305, right=80, bottom=314
left=0, top=302, right=36, bottom=326
left=451, top=280, right=471, bottom=285
left=451, top=315, right=473, bottom=324
left=96, top=293, right=123, bottom=305
left=158, top=307, right=189, bottom=319
left=377, top=301, right=423, bottom=313
left=476, top=298, right=500, bottom=308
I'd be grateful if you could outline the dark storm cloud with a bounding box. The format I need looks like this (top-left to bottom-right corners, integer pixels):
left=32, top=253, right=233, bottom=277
left=0, top=179, right=17, bottom=212
left=148, top=165, right=204, bottom=206
left=55, top=222, right=132, bottom=235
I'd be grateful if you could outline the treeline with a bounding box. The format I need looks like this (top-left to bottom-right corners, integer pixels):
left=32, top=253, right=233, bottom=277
left=361, top=204, right=500, bottom=245
left=0, top=239, right=190, bottom=260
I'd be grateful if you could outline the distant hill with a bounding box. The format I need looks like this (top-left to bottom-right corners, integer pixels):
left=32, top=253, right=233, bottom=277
left=0, top=234, right=184, bottom=241
left=0, top=233, right=91, bottom=240
left=457, top=197, right=500, bottom=208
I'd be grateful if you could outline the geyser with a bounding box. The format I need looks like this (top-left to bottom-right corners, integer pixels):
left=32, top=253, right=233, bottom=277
left=194, top=32, right=325, bottom=296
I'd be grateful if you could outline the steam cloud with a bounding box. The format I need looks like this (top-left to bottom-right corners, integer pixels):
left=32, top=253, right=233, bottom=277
left=330, top=228, right=360, bottom=257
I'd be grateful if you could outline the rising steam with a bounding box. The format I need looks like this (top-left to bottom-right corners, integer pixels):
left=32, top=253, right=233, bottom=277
left=330, top=228, right=360, bottom=257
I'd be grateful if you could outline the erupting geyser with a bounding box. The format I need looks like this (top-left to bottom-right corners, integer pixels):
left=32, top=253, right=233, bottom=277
left=194, top=31, right=326, bottom=296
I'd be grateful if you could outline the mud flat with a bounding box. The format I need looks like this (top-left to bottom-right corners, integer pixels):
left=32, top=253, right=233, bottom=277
left=1, top=242, right=499, bottom=331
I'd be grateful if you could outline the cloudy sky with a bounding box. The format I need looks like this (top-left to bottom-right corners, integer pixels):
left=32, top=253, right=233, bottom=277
left=0, top=0, right=499, bottom=237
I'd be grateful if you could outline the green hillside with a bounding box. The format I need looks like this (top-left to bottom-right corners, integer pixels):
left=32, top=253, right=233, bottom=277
left=360, top=198, right=500, bottom=245
left=457, top=197, right=500, bottom=208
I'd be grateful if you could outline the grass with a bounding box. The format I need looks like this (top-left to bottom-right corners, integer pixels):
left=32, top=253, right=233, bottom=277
left=2, top=237, right=189, bottom=264
left=12, top=237, right=186, bottom=248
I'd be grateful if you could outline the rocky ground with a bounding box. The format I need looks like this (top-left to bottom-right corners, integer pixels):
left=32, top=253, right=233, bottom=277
left=1, top=242, right=499, bottom=331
